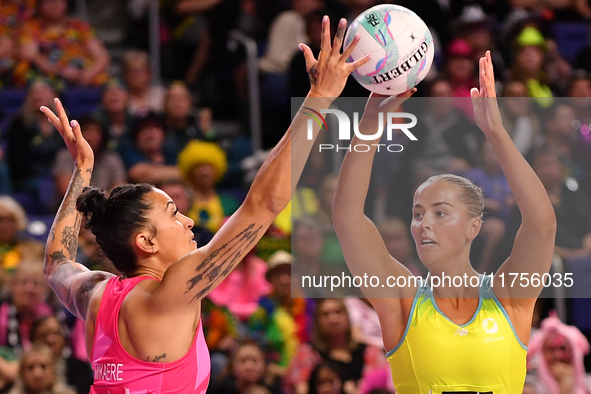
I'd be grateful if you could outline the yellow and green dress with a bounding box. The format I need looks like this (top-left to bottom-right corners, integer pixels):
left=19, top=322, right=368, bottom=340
left=387, top=275, right=527, bottom=394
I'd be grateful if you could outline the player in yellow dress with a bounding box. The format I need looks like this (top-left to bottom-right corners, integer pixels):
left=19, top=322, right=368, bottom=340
left=332, top=52, right=556, bottom=393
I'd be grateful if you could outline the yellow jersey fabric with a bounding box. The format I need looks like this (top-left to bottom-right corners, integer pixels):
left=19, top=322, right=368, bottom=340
left=387, top=275, right=527, bottom=394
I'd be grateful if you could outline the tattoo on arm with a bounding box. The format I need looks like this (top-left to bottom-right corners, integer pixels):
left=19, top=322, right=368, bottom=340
left=145, top=354, right=167, bottom=362
left=49, top=264, right=111, bottom=319
left=185, top=224, right=262, bottom=302
left=60, top=216, right=81, bottom=260
left=56, top=167, right=85, bottom=222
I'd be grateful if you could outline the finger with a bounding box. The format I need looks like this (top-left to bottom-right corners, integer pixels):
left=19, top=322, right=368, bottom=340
left=320, top=15, right=331, bottom=54
left=299, top=44, right=318, bottom=72
left=331, top=18, right=347, bottom=57
left=54, top=98, right=72, bottom=137
left=340, top=34, right=361, bottom=62
left=392, top=87, right=417, bottom=107
left=70, top=119, right=83, bottom=143
left=398, top=87, right=417, bottom=98
left=479, top=57, right=487, bottom=97
left=485, top=50, right=496, bottom=97
left=40, top=106, right=63, bottom=133
left=470, top=87, right=481, bottom=107
left=347, top=53, right=371, bottom=73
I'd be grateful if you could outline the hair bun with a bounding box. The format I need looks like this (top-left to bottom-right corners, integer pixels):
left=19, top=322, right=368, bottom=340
left=76, top=187, right=107, bottom=228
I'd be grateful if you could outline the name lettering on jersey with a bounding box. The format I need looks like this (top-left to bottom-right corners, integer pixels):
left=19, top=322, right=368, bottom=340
left=94, top=363, right=123, bottom=381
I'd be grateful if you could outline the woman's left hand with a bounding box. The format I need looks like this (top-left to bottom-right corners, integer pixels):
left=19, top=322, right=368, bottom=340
left=40, top=98, right=94, bottom=168
left=471, top=50, right=504, bottom=136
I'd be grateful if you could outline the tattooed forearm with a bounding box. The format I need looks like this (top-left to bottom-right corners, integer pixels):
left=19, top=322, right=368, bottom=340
left=46, top=166, right=91, bottom=276
left=146, top=354, right=167, bottom=362
left=185, top=224, right=262, bottom=302
left=49, top=250, right=68, bottom=266
left=61, top=225, right=78, bottom=260
left=56, top=167, right=86, bottom=222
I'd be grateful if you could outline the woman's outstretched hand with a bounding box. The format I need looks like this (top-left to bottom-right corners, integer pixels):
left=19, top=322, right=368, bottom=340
left=470, top=50, right=504, bottom=136
left=40, top=98, right=94, bottom=168
left=362, top=88, right=417, bottom=122
left=300, top=16, right=371, bottom=98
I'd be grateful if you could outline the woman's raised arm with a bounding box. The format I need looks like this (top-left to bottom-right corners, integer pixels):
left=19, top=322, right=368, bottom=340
left=41, top=99, right=113, bottom=321
left=471, top=51, right=556, bottom=300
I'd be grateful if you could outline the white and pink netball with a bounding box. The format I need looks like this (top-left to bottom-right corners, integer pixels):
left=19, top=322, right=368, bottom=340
left=344, top=4, right=435, bottom=95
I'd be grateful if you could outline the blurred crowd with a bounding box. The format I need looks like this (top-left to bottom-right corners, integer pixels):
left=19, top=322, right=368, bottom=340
left=1, top=0, right=591, bottom=393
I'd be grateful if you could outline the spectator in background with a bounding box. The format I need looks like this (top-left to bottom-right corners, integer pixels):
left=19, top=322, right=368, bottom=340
left=536, top=103, right=586, bottom=182
left=16, top=0, right=110, bottom=88
left=291, top=218, right=330, bottom=297
left=53, top=116, right=126, bottom=197
left=445, top=38, right=477, bottom=121
left=0, top=197, right=44, bottom=286
left=532, top=147, right=591, bottom=260
left=163, top=82, right=202, bottom=158
left=30, top=316, right=92, bottom=394
left=92, top=79, right=136, bottom=147
left=258, top=0, right=323, bottom=148
left=453, top=4, right=505, bottom=77
left=343, top=297, right=383, bottom=349
left=259, top=0, right=321, bottom=81
left=6, top=80, right=64, bottom=206
left=177, top=140, right=239, bottom=233
left=307, top=362, right=346, bottom=394
left=249, top=251, right=315, bottom=372
left=358, top=366, right=395, bottom=394
left=7, top=344, right=75, bottom=394
left=207, top=249, right=271, bottom=321
left=290, top=10, right=323, bottom=98
left=0, top=263, right=53, bottom=355
left=508, top=26, right=568, bottom=107
left=191, top=106, right=254, bottom=189
left=209, top=340, right=281, bottom=394
left=0, top=0, right=36, bottom=87
left=527, top=313, right=591, bottom=394
left=75, top=225, right=117, bottom=274
left=465, top=140, right=515, bottom=272
left=284, top=299, right=387, bottom=394
left=376, top=217, right=424, bottom=277
left=156, top=178, right=214, bottom=246
left=565, top=71, right=591, bottom=199
left=118, top=113, right=181, bottom=184
left=122, top=50, right=166, bottom=116
left=201, top=296, right=240, bottom=381
left=499, top=80, right=541, bottom=157
left=407, top=78, right=481, bottom=183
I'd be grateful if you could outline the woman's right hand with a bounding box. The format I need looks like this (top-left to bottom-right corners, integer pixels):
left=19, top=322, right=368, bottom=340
left=40, top=98, right=94, bottom=168
left=299, top=16, right=370, bottom=98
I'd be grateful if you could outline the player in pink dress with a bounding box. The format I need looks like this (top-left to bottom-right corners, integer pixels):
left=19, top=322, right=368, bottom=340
left=39, top=16, right=373, bottom=394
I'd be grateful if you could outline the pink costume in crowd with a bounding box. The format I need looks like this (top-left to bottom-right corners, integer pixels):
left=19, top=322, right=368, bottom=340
left=90, top=276, right=210, bottom=394
left=527, top=313, right=590, bottom=394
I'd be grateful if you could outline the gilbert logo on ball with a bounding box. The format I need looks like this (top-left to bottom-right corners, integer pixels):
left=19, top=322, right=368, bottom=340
left=344, top=4, right=434, bottom=95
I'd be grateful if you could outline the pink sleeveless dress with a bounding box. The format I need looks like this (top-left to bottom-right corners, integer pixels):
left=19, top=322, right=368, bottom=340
left=90, top=276, right=210, bottom=394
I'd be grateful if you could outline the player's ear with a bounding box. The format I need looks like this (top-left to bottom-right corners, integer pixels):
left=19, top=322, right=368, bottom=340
left=135, top=230, right=158, bottom=254
left=467, top=217, right=481, bottom=241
